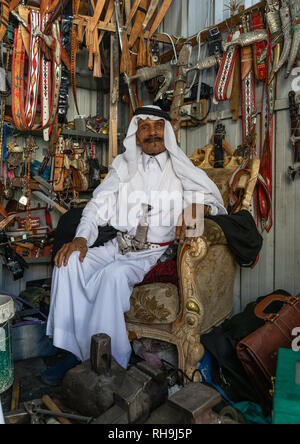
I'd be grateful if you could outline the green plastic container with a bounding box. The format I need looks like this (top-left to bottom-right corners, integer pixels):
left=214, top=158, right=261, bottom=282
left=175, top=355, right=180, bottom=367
left=273, top=348, right=300, bottom=424
left=0, top=295, right=15, bottom=394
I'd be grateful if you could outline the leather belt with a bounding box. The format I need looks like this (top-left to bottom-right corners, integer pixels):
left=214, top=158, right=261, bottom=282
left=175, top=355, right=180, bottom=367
left=11, top=15, right=62, bottom=134
left=120, top=233, right=174, bottom=254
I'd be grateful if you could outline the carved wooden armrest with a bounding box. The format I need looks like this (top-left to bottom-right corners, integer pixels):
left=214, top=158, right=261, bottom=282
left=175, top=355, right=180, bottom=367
left=189, top=219, right=227, bottom=259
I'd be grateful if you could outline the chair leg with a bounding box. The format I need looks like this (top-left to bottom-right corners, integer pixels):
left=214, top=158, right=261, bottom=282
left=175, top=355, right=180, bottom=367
left=184, top=341, right=205, bottom=382
left=177, top=338, right=205, bottom=383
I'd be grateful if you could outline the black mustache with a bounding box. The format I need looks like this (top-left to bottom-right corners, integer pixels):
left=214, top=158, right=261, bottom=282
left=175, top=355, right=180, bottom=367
left=144, top=137, right=163, bottom=144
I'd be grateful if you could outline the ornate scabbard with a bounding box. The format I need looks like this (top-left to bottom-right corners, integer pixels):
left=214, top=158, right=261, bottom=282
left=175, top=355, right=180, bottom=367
left=223, top=30, right=268, bottom=52
left=183, top=55, right=220, bottom=74
left=274, top=0, right=292, bottom=74
left=259, top=0, right=282, bottom=63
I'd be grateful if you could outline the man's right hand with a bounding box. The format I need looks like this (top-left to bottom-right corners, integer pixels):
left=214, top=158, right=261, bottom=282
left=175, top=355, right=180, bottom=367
left=54, top=237, right=88, bottom=268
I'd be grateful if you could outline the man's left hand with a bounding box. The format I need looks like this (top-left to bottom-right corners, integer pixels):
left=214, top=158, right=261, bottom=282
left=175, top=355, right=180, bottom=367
left=176, top=204, right=209, bottom=245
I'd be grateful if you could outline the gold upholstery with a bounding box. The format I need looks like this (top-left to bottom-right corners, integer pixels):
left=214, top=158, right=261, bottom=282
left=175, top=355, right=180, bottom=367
left=126, top=144, right=260, bottom=381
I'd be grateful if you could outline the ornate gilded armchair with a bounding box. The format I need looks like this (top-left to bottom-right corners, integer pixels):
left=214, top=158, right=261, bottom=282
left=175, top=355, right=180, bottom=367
left=125, top=145, right=260, bottom=381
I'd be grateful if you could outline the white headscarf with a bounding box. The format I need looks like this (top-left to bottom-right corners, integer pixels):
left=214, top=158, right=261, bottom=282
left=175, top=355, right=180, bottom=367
left=99, top=106, right=227, bottom=214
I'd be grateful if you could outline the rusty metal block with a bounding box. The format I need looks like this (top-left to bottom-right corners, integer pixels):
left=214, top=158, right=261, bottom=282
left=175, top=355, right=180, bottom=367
left=62, top=358, right=127, bottom=418
left=114, top=365, right=168, bottom=424
left=92, top=405, right=129, bottom=424
left=168, top=382, right=221, bottom=424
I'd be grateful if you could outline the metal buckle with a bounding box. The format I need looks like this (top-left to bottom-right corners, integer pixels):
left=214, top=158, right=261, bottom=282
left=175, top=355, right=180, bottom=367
left=267, top=313, right=279, bottom=323
left=209, top=27, right=220, bottom=37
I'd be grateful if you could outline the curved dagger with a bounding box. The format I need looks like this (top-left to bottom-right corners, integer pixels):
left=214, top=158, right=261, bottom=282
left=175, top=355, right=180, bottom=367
left=274, top=0, right=292, bottom=74
left=286, top=0, right=300, bottom=77
left=223, top=29, right=268, bottom=52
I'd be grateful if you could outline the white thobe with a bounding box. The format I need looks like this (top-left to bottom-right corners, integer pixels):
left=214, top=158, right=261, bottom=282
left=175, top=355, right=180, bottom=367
left=0, top=398, right=4, bottom=424
left=47, top=151, right=188, bottom=369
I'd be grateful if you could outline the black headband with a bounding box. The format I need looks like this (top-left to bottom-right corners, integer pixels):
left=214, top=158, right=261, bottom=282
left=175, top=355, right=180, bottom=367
left=133, top=107, right=172, bottom=122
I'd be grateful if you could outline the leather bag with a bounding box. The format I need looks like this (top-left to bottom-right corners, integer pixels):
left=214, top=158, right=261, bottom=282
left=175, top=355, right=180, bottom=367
left=236, top=293, right=300, bottom=414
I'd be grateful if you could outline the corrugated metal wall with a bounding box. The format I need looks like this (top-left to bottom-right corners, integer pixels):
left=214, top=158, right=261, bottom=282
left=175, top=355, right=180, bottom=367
left=160, top=0, right=300, bottom=312
left=2, top=1, right=299, bottom=312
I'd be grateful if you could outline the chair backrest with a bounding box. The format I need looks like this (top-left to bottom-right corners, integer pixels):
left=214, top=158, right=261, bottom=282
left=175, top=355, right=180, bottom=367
left=190, top=144, right=260, bottom=213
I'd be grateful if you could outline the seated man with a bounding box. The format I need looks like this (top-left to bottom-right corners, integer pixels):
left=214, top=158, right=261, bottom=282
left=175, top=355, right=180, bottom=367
left=42, top=106, right=226, bottom=385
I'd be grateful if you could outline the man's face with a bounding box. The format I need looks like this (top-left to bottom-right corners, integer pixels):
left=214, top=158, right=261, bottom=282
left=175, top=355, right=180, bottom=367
left=136, top=118, right=166, bottom=156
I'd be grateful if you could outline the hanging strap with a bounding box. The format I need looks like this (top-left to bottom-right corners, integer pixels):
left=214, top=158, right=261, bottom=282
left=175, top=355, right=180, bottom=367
left=251, top=9, right=266, bottom=82
left=128, top=0, right=147, bottom=48
left=214, top=31, right=239, bottom=102
left=41, top=10, right=52, bottom=141
left=93, top=0, right=114, bottom=77
left=125, top=0, right=142, bottom=27
left=86, top=0, right=106, bottom=70
left=146, top=0, right=173, bottom=66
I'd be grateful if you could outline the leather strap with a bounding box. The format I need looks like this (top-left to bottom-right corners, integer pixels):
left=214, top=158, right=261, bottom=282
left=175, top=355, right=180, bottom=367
left=231, top=49, right=241, bottom=121
left=12, top=27, right=29, bottom=130
left=125, top=0, right=142, bottom=27
left=128, top=0, right=148, bottom=48
left=86, top=0, right=106, bottom=71
left=93, top=0, right=114, bottom=77
left=18, top=5, right=30, bottom=56
left=254, top=294, right=297, bottom=320
left=40, top=0, right=49, bottom=18
left=143, top=0, right=159, bottom=31
left=146, top=0, right=173, bottom=66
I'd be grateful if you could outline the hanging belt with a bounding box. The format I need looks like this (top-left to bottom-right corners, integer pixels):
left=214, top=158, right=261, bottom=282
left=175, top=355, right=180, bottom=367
left=93, top=0, right=114, bottom=77
left=11, top=16, right=62, bottom=131
left=41, top=10, right=52, bottom=141
left=214, top=31, right=239, bottom=102
left=251, top=9, right=266, bottom=82
left=86, top=0, right=106, bottom=71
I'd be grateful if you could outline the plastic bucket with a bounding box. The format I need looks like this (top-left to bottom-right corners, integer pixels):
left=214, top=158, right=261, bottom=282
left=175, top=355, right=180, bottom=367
left=0, top=295, right=15, bottom=394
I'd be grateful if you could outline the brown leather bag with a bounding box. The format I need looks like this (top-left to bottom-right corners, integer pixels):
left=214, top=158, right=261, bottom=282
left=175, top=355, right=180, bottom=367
left=236, top=293, right=300, bottom=414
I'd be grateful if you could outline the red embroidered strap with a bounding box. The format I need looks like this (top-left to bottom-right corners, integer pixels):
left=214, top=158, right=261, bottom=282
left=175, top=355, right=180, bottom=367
left=214, top=32, right=238, bottom=102
left=152, top=240, right=175, bottom=247
left=241, top=70, right=256, bottom=142
left=25, top=10, right=41, bottom=129
left=41, top=11, right=52, bottom=141
left=251, top=11, right=266, bottom=82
